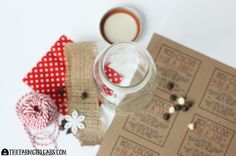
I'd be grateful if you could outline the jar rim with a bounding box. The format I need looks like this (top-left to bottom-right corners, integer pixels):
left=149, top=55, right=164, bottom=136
left=99, top=42, right=156, bottom=94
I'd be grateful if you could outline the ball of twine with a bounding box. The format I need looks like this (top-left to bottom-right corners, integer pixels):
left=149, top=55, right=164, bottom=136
left=16, top=92, right=57, bottom=129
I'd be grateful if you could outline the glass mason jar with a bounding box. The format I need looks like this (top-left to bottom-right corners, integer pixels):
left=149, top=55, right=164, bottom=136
left=93, top=42, right=157, bottom=114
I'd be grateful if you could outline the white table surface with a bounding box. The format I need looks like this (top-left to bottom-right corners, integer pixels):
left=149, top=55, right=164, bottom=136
left=1, top=0, right=236, bottom=155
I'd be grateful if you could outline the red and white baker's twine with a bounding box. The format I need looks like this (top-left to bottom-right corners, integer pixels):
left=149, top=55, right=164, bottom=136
left=16, top=92, right=59, bottom=149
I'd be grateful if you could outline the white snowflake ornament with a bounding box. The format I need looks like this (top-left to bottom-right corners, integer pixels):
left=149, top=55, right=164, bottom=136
left=64, top=110, right=85, bottom=134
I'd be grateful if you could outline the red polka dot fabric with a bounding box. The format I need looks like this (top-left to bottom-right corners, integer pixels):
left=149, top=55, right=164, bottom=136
left=102, top=64, right=123, bottom=95
left=23, top=36, right=123, bottom=114
left=23, top=35, right=73, bottom=115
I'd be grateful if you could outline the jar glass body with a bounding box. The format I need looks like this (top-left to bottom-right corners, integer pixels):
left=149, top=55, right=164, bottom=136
left=93, top=42, right=157, bottom=114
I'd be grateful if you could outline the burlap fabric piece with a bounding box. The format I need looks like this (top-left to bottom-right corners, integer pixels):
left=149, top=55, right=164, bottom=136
left=64, top=42, right=104, bottom=145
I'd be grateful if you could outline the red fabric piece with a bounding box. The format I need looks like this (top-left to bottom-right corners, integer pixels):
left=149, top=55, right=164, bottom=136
left=23, top=36, right=123, bottom=110
left=23, top=35, right=72, bottom=115
left=102, top=64, right=123, bottom=96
